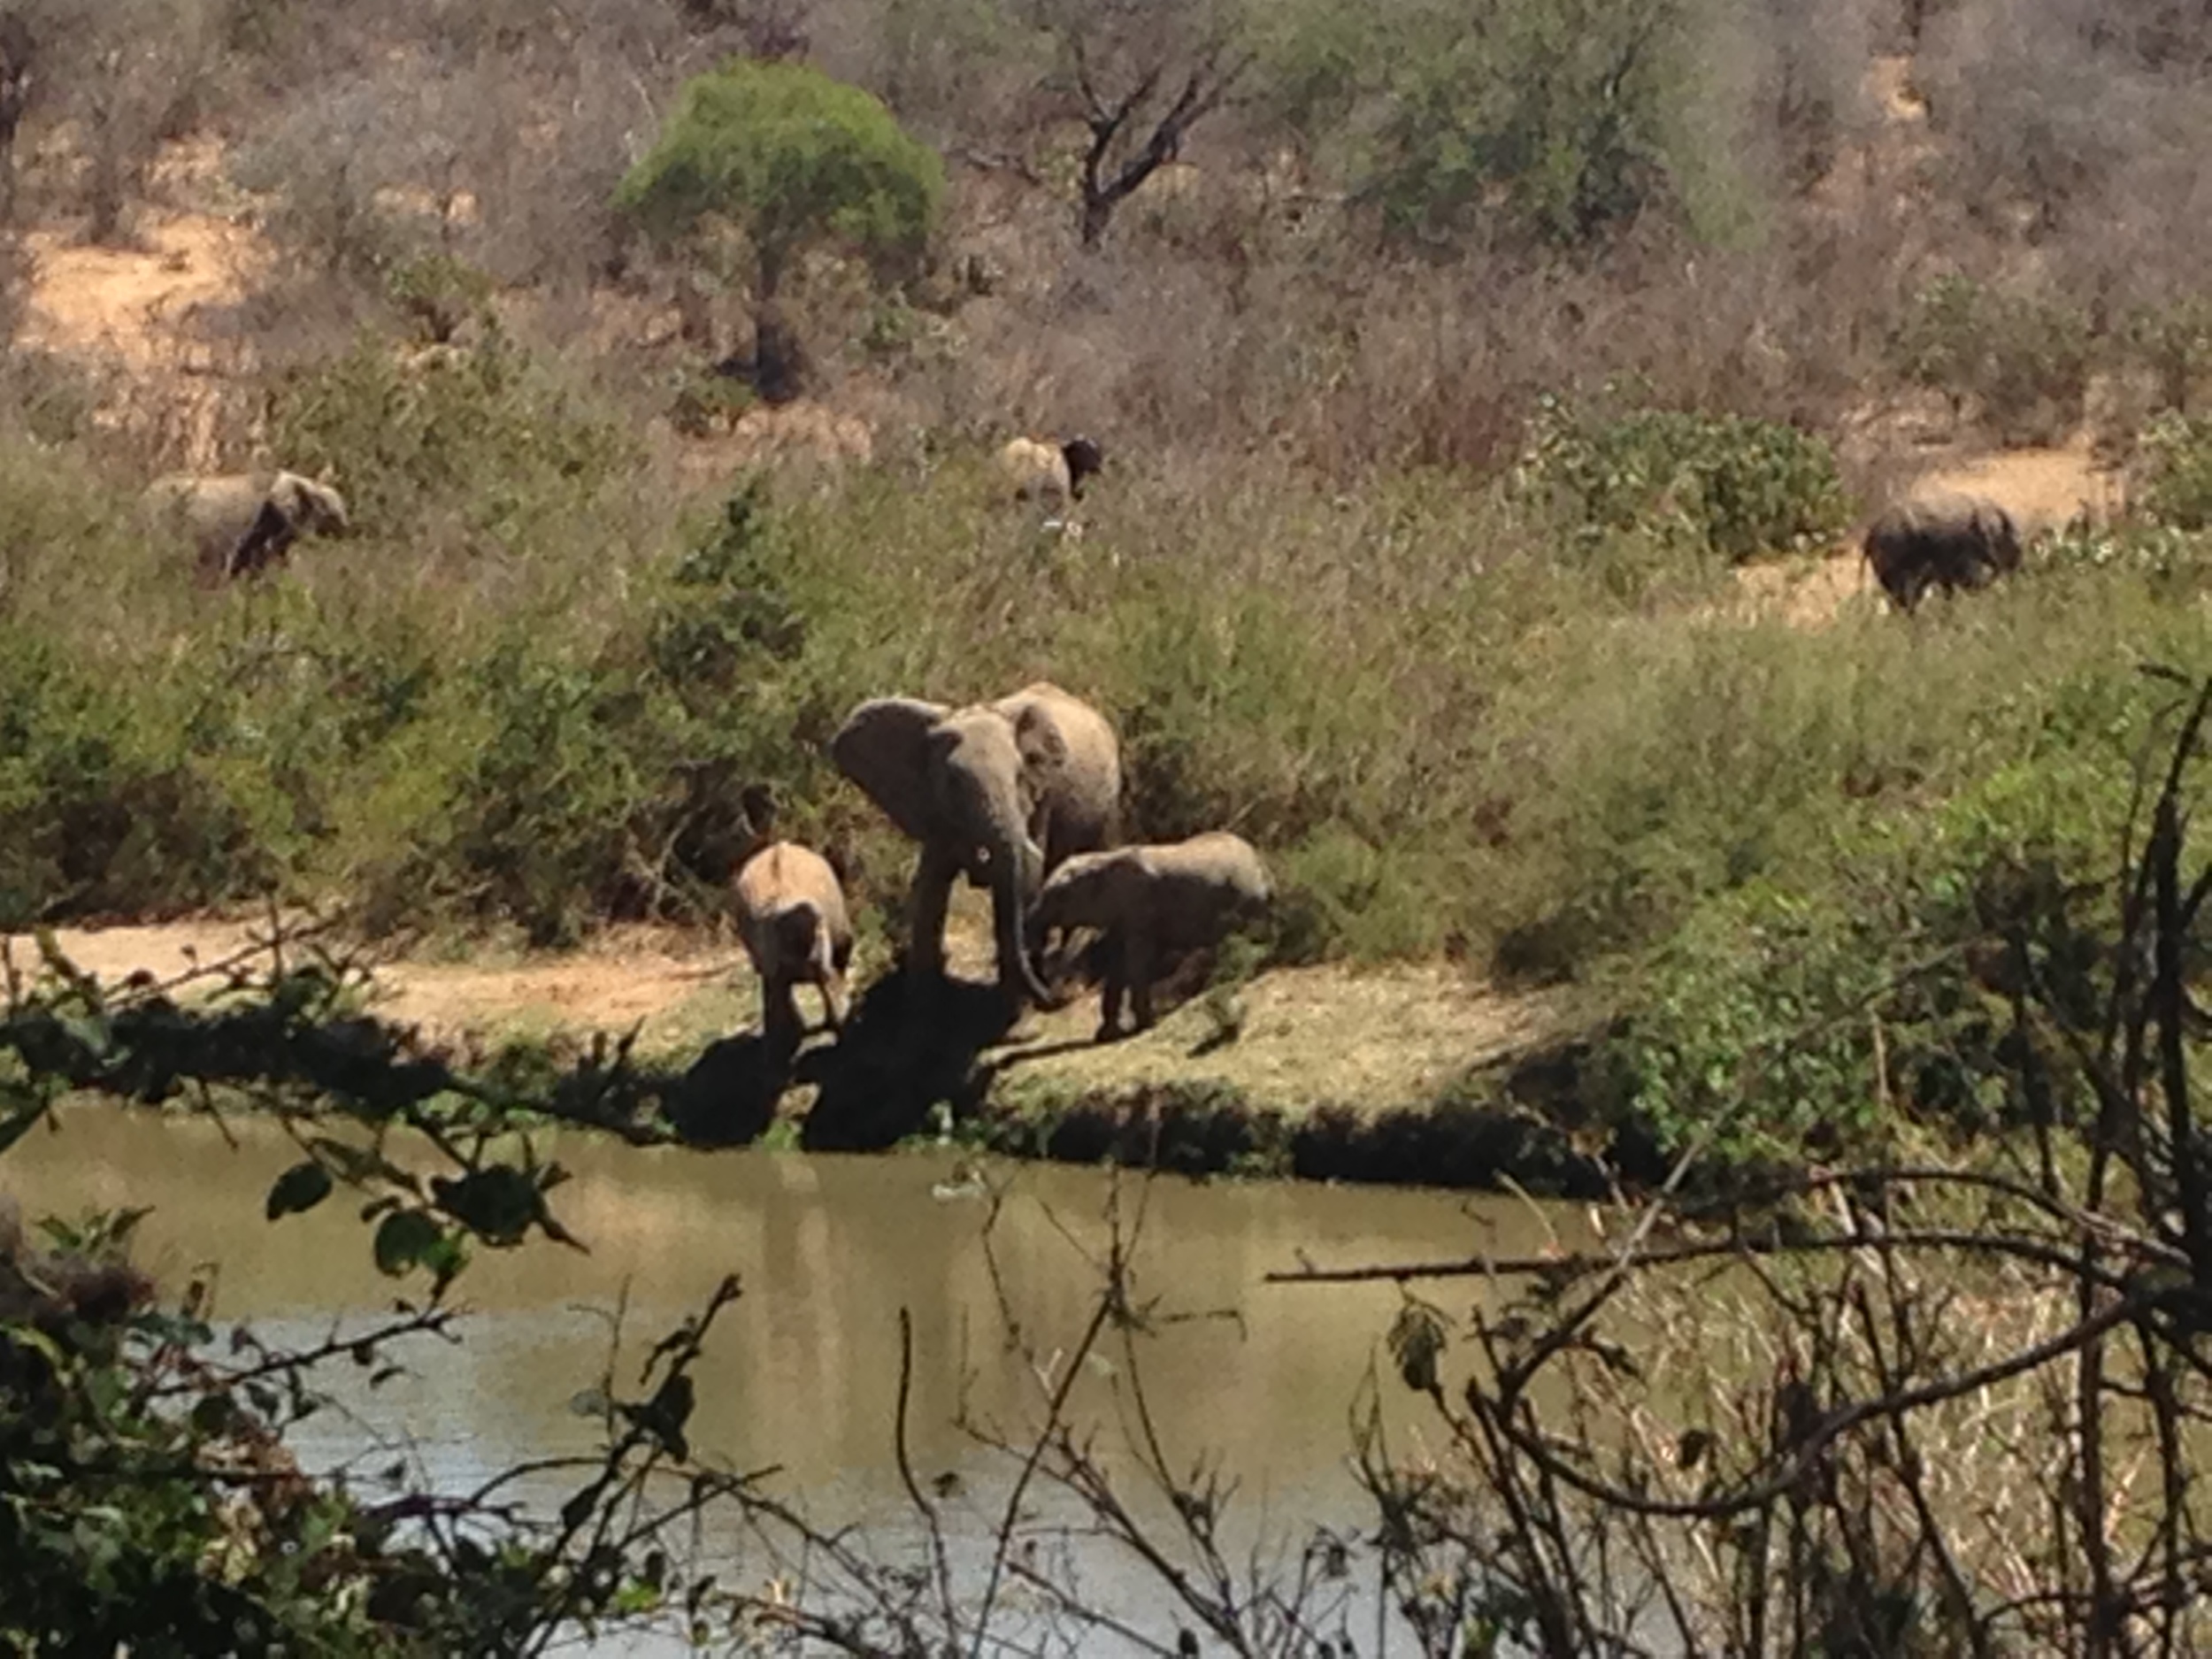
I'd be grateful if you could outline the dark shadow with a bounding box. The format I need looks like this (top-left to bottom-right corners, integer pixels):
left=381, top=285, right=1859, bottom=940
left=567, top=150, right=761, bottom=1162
left=662, top=1033, right=791, bottom=1148
left=801, top=965, right=1023, bottom=1151
left=993, top=1034, right=1103, bottom=1070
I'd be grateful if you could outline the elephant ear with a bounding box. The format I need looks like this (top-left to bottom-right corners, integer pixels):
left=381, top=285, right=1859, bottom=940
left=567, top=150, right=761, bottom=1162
left=829, top=696, right=953, bottom=843
left=1006, top=697, right=1071, bottom=793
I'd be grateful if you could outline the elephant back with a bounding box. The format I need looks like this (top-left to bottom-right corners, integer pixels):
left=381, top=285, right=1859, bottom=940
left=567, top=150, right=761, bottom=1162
left=995, top=682, right=1122, bottom=867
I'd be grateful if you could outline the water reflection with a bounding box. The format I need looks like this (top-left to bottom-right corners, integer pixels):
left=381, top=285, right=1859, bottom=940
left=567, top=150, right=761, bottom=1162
left=5, top=1106, right=1599, bottom=1648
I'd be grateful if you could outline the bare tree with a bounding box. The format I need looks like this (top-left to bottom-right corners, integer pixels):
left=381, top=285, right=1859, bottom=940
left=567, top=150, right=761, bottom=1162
left=1031, top=0, right=1252, bottom=247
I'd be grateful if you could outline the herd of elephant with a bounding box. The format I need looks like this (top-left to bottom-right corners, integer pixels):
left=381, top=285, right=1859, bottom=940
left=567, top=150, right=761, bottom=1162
left=129, top=462, right=2030, bottom=1059
left=134, top=452, right=2027, bottom=618
left=735, top=681, right=1272, bottom=1055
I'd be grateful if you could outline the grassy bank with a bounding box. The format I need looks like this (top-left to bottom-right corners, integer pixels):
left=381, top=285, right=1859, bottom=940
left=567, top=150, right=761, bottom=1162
left=7, top=332, right=2212, bottom=1174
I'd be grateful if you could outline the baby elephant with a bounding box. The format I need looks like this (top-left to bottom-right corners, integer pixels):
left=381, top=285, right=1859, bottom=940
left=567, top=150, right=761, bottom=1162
left=733, top=841, right=854, bottom=1051
left=1862, top=492, right=2023, bottom=613
left=145, top=468, right=350, bottom=582
left=1033, top=832, right=1272, bottom=1041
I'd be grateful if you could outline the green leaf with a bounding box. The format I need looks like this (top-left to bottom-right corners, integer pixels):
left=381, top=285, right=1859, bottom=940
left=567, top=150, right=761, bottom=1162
left=432, top=1166, right=544, bottom=1247
left=373, top=1210, right=446, bottom=1278
left=266, top=1160, right=334, bottom=1221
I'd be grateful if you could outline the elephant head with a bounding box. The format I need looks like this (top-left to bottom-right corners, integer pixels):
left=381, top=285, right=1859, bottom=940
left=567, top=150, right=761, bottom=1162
left=227, top=471, right=350, bottom=579
left=1060, top=436, right=1105, bottom=501
left=1863, top=492, right=2022, bottom=613
left=831, top=692, right=1091, bottom=1005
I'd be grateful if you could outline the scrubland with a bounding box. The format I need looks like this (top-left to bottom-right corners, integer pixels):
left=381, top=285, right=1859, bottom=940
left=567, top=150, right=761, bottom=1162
left=4, top=0, right=2212, bottom=1165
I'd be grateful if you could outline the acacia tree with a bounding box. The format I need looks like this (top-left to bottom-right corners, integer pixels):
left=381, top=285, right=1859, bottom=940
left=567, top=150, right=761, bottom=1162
left=615, top=59, right=943, bottom=402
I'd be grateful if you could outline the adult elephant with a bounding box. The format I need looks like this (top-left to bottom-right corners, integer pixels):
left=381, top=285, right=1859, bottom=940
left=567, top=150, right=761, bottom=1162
left=830, top=682, right=1122, bottom=1005
left=144, top=469, right=350, bottom=582
left=1862, top=492, right=2023, bottom=613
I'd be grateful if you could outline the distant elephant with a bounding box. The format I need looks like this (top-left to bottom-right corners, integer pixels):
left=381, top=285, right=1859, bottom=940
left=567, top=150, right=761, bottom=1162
left=997, top=435, right=1105, bottom=509
left=733, top=838, right=854, bottom=1051
left=144, top=469, right=350, bottom=582
left=1033, top=832, right=1273, bottom=1040
left=1862, top=493, right=2023, bottom=612
left=830, top=681, right=1122, bottom=1005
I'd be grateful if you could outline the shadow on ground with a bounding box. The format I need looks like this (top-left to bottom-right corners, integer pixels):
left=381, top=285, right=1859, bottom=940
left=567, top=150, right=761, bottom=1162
left=799, top=967, right=1024, bottom=1151
left=659, top=966, right=1029, bottom=1151
left=660, top=1032, right=789, bottom=1148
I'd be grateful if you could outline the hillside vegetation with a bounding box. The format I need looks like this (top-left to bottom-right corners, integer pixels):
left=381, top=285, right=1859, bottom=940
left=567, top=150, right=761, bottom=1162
left=2, top=0, right=2212, bottom=1164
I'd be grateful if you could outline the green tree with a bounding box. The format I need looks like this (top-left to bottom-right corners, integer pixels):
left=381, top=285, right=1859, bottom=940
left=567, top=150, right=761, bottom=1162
left=614, top=59, right=944, bottom=400
left=1361, top=0, right=1686, bottom=252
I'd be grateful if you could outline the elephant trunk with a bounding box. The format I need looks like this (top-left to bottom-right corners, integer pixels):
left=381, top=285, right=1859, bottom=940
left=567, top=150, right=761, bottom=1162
left=992, top=835, right=1056, bottom=1007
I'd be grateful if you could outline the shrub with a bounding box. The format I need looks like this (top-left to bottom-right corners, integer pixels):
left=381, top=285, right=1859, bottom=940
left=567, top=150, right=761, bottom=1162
left=1514, top=396, right=1852, bottom=562
left=2135, top=411, right=2212, bottom=531
left=262, top=326, right=639, bottom=557
left=0, top=635, right=260, bottom=926
left=1362, top=0, right=1688, bottom=250
left=385, top=251, right=496, bottom=344
left=2124, top=296, right=2212, bottom=415
left=1890, top=276, right=2093, bottom=444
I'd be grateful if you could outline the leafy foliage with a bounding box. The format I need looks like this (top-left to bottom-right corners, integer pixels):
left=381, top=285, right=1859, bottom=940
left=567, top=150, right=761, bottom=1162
left=614, top=59, right=943, bottom=292
left=0, top=935, right=752, bottom=1653
left=2136, top=411, right=2212, bottom=531
left=1890, top=275, right=2093, bottom=443
left=1515, top=396, right=1852, bottom=562
left=1360, top=0, right=1686, bottom=250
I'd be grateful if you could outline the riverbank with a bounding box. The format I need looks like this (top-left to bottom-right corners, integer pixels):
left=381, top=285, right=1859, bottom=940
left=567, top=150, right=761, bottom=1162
left=7, top=906, right=1610, bottom=1194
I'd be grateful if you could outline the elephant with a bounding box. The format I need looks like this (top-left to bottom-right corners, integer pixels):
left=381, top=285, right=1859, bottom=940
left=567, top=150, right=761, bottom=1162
left=144, top=469, right=350, bottom=582
left=830, top=681, right=1122, bottom=1005
left=1862, top=492, right=2023, bottom=613
left=1032, top=832, right=1273, bottom=1040
left=997, top=435, right=1105, bottom=509
left=733, top=838, right=854, bottom=1052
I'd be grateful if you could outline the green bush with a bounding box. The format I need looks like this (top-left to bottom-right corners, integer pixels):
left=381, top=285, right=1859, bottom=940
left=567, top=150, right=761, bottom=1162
left=1362, top=0, right=1686, bottom=250
left=2136, top=411, right=2212, bottom=531
left=262, top=326, right=639, bottom=558
left=1514, top=396, right=1852, bottom=562
left=384, top=251, right=496, bottom=344
left=0, top=635, right=261, bottom=926
left=1606, top=671, right=2156, bottom=1166
left=2123, top=296, right=2212, bottom=414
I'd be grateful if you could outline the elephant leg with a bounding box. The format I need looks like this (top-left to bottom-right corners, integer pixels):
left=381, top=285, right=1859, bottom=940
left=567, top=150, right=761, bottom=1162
left=1126, top=930, right=1158, bottom=1031
left=1096, top=933, right=1127, bottom=1041
left=761, top=981, right=803, bottom=1056
left=818, top=971, right=849, bottom=1033
left=909, top=844, right=959, bottom=980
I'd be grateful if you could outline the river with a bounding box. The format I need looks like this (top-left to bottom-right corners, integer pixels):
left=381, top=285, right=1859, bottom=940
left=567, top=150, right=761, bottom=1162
left=4, top=1106, right=1598, bottom=1652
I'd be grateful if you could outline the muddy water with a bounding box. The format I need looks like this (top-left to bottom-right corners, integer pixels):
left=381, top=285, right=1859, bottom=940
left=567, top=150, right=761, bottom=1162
left=5, top=1108, right=1597, bottom=1647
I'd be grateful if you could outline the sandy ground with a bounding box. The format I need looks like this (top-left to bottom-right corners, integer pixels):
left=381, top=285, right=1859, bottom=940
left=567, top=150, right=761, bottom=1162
left=4, top=899, right=1571, bottom=1115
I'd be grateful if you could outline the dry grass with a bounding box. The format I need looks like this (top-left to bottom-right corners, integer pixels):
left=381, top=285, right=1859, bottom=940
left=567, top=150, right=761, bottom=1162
left=996, top=961, right=1577, bottom=1115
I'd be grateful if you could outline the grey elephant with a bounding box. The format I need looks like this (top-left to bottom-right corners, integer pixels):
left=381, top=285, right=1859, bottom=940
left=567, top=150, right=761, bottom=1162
left=733, top=838, right=854, bottom=1052
left=830, top=681, right=1122, bottom=1004
left=1033, top=832, right=1272, bottom=1040
left=144, top=469, right=350, bottom=582
left=1862, top=493, right=2023, bottom=613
